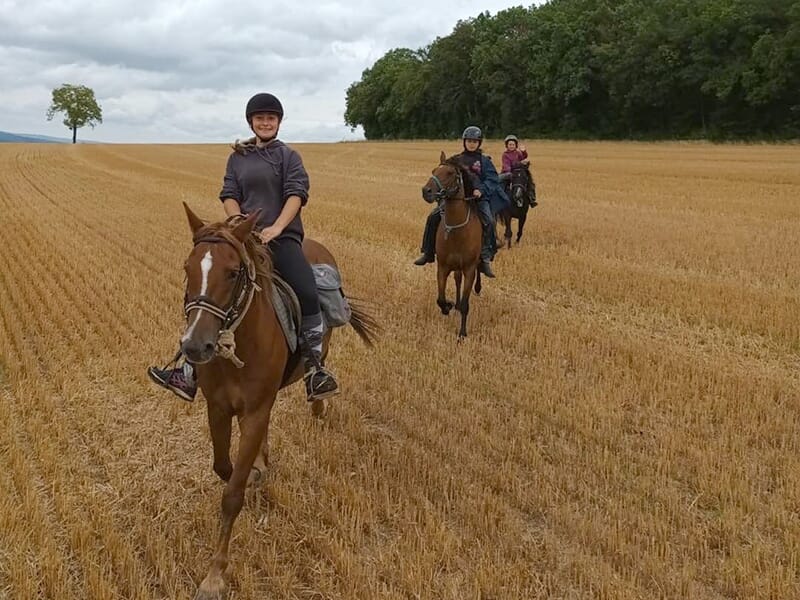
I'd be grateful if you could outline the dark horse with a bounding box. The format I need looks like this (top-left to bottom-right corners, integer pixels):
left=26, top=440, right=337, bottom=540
left=498, top=165, right=535, bottom=248
left=180, top=204, right=377, bottom=600
left=421, top=151, right=482, bottom=339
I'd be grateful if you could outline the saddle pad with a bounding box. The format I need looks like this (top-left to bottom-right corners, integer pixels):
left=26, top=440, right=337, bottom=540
left=271, top=276, right=301, bottom=354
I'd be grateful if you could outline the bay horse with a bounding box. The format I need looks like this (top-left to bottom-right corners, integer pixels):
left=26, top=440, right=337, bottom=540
left=179, top=204, right=376, bottom=600
left=498, top=165, right=535, bottom=248
left=421, top=151, right=482, bottom=339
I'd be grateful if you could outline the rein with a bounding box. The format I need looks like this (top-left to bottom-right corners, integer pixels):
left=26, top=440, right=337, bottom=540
left=184, top=234, right=263, bottom=367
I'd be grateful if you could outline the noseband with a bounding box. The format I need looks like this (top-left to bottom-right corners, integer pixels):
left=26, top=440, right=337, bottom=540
left=183, top=233, right=262, bottom=367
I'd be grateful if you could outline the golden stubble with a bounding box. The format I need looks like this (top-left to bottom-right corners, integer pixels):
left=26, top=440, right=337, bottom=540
left=0, top=140, right=798, bottom=599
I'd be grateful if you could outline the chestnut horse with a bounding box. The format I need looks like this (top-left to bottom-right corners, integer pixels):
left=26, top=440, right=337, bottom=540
left=421, top=152, right=483, bottom=339
left=179, top=204, right=376, bottom=600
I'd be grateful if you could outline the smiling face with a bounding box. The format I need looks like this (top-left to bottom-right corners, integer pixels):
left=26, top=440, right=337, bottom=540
left=250, top=112, right=280, bottom=140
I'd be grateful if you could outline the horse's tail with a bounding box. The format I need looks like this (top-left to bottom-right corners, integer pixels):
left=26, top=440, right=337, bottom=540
left=347, top=298, right=380, bottom=347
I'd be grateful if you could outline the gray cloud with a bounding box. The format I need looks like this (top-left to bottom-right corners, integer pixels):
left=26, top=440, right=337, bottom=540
left=1, top=0, right=531, bottom=142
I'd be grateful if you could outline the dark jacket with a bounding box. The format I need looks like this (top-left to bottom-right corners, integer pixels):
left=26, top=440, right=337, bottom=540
left=456, top=150, right=510, bottom=215
left=219, top=139, right=309, bottom=243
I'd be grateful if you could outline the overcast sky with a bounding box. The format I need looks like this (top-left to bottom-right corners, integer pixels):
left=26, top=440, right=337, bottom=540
left=1, top=0, right=535, bottom=143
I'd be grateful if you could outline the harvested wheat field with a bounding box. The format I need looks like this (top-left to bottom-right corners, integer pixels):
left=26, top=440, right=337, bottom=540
left=0, top=139, right=799, bottom=600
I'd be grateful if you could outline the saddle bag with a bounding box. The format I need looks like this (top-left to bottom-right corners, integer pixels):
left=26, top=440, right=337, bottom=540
left=311, top=264, right=352, bottom=328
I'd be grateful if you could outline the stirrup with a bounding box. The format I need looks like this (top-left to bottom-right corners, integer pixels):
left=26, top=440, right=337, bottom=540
left=304, top=367, right=340, bottom=401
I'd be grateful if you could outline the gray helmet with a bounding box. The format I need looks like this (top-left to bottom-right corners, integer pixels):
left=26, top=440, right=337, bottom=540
left=461, top=126, right=483, bottom=141
left=504, top=134, right=519, bottom=145
left=245, top=93, right=284, bottom=122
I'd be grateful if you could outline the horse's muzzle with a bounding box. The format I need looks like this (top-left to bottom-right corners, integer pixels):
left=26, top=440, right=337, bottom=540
left=181, top=338, right=216, bottom=365
left=421, top=186, right=435, bottom=204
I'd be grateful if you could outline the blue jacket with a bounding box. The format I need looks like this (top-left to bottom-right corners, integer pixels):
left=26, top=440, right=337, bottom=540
left=457, top=151, right=510, bottom=215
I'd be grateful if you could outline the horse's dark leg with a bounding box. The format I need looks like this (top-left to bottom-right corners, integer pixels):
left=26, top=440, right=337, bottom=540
left=474, top=270, right=482, bottom=296
left=436, top=262, right=453, bottom=315
left=454, top=270, right=463, bottom=312
left=517, top=209, right=528, bottom=244
left=196, top=404, right=272, bottom=600
left=208, top=401, right=233, bottom=483
left=458, top=266, right=478, bottom=340
left=503, top=211, right=512, bottom=249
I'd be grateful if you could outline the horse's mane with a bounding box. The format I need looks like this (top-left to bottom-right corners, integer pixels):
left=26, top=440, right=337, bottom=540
left=193, top=221, right=273, bottom=284
left=443, top=155, right=475, bottom=198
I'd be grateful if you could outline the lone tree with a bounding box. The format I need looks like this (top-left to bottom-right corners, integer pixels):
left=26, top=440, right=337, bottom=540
left=46, top=84, right=103, bottom=144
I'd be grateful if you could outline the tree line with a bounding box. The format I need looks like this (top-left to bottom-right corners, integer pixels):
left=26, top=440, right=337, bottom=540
left=344, top=0, right=799, bottom=140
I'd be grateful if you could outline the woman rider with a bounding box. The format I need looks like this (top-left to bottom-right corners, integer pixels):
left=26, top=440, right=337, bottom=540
left=147, top=93, right=338, bottom=403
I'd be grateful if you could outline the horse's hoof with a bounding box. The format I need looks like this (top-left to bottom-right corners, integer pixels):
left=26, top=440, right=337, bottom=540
left=310, top=398, right=328, bottom=419
left=247, top=466, right=264, bottom=486
left=194, top=591, right=226, bottom=600
left=194, top=574, right=228, bottom=600
left=457, top=334, right=467, bottom=343
left=439, top=302, right=453, bottom=315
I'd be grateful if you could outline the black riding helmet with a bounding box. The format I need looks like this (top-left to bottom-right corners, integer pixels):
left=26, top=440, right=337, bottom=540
left=245, top=93, right=284, bottom=123
left=462, top=125, right=483, bottom=150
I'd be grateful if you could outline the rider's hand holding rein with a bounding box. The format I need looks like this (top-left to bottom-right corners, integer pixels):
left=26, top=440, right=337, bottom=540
left=473, top=189, right=482, bottom=198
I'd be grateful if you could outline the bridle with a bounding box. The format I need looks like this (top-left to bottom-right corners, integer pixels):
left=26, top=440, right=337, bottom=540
left=430, top=164, right=471, bottom=237
left=183, top=233, right=262, bottom=367
left=429, top=165, right=464, bottom=201
left=510, top=166, right=528, bottom=207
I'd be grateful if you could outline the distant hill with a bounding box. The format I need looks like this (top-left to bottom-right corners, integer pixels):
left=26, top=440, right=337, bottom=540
left=0, top=131, right=76, bottom=143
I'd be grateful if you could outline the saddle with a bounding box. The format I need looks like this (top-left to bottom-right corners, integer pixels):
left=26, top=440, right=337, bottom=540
left=271, top=263, right=352, bottom=353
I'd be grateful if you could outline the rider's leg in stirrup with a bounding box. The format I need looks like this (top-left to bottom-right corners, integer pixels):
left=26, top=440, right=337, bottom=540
left=273, top=237, right=339, bottom=401
left=413, top=205, right=441, bottom=266
left=148, top=357, right=197, bottom=402
left=476, top=200, right=496, bottom=278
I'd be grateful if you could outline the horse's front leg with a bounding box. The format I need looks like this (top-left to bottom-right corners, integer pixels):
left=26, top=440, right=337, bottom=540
left=454, top=270, right=463, bottom=311
left=436, top=262, right=453, bottom=315
left=458, top=266, right=477, bottom=340
left=503, top=212, right=512, bottom=249
left=238, top=410, right=272, bottom=486
left=195, top=405, right=271, bottom=600
left=517, top=210, right=528, bottom=244
left=207, top=400, right=233, bottom=483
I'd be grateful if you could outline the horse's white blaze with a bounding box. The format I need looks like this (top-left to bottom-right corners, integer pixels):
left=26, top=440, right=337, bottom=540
left=182, top=250, right=213, bottom=342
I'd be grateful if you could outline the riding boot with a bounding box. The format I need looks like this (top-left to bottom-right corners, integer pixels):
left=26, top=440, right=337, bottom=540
left=299, top=313, right=339, bottom=401
left=479, top=230, right=496, bottom=278
left=413, top=208, right=441, bottom=265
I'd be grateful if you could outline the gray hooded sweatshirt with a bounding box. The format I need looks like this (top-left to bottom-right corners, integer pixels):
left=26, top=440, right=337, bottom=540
left=218, top=139, right=309, bottom=243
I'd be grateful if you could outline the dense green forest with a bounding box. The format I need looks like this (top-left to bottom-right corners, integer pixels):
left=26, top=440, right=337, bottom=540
left=344, top=0, right=799, bottom=139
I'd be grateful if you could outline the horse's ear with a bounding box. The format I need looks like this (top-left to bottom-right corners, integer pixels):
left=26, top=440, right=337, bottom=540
left=183, top=202, right=205, bottom=234
left=440, top=150, right=446, bottom=164
left=232, top=210, right=261, bottom=242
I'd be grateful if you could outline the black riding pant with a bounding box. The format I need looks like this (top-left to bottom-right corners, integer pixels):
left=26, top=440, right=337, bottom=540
left=270, top=237, right=320, bottom=317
